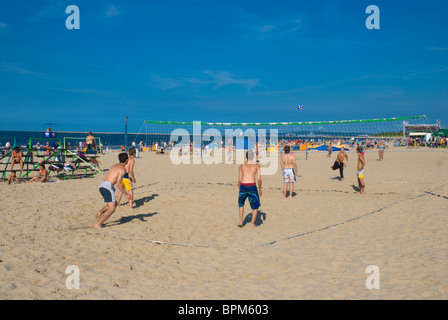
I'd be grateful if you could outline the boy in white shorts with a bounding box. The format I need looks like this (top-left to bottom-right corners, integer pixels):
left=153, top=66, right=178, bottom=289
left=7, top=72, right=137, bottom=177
left=281, top=145, right=297, bottom=198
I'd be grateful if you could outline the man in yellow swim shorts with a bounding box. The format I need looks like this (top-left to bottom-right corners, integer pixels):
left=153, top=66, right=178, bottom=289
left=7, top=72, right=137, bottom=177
left=356, top=146, right=366, bottom=194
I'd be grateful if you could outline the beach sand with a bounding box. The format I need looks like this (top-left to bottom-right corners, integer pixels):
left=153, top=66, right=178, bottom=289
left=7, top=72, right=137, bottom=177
left=0, top=148, right=447, bottom=299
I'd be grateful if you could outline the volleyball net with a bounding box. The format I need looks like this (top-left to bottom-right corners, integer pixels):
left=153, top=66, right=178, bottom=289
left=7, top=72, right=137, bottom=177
left=141, top=115, right=431, bottom=149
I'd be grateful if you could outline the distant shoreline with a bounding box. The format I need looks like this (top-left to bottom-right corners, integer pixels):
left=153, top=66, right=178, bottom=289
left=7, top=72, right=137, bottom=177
left=0, top=130, right=139, bottom=135
left=59, top=131, right=137, bottom=135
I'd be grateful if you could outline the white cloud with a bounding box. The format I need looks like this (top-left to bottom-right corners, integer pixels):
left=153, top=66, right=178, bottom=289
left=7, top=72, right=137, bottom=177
left=2, top=64, right=45, bottom=76
left=260, top=25, right=275, bottom=33
left=203, top=70, right=259, bottom=89
left=151, top=71, right=260, bottom=91
left=52, top=87, right=110, bottom=96
left=410, top=67, right=448, bottom=76
left=247, top=18, right=302, bottom=41
left=427, top=47, right=448, bottom=51
left=150, top=74, right=185, bottom=90
left=105, top=5, right=121, bottom=17
left=0, top=22, right=10, bottom=31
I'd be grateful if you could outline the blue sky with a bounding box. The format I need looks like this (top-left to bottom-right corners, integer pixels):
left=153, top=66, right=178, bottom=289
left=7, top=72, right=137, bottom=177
left=0, top=0, right=447, bottom=132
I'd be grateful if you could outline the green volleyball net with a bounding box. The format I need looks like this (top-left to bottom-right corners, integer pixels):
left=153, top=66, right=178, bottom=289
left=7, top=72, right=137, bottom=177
left=141, top=115, right=434, bottom=150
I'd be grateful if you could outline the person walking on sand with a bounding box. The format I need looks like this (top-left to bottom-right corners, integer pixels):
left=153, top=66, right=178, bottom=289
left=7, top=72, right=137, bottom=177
left=93, top=153, right=132, bottom=229
left=356, top=147, right=366, bottom=194
left=238, top=150, right=262, bottom=228
left=378, top=140, right=385, bottom=161
left=116, top=148, right=137, bottom=210
left=281, top=145, right=297, bottom=198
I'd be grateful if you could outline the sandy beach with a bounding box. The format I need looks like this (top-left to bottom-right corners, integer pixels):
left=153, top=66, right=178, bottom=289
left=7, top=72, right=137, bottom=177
left=0, top=147, right=447, bottom=300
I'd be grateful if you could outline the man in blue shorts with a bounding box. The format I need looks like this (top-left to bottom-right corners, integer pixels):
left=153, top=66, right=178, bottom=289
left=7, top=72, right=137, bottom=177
left=238, top=150, right=262, bottom=228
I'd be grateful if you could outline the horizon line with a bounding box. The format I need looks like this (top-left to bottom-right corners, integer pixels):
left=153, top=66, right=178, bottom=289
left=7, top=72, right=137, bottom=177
left=0, top=130, right=141, bottom=135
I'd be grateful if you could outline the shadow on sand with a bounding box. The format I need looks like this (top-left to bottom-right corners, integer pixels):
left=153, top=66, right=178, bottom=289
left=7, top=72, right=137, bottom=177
left=105, top=211, right=159, bottom=228
left=119, top=193, right=159, bottom=208
left=241, top=210, right=267, bottom=228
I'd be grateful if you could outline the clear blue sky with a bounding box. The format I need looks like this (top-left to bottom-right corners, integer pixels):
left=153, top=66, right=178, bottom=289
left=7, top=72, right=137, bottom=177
left=0, top=0, right=447, bottom=132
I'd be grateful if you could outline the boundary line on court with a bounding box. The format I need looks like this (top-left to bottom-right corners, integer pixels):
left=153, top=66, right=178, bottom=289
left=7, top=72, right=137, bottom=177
left=86, top=183, right=447, bottom=251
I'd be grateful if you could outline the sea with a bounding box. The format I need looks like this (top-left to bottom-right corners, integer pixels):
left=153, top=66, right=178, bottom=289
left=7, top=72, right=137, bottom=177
left=0, top=130, right=151, bottom=149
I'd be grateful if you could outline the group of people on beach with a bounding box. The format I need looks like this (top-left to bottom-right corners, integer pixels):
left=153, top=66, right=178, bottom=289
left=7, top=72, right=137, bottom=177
left=236, top=145, right=366, bottom=229
left=92, top=143, right=367, bottom=230
left=331, top=146, right=366, bottom=192
left=5, top=146, right=48, bottom=185
left=6, top=149, right=48, bottom=184
left=3, top=132, right=102, bottom=185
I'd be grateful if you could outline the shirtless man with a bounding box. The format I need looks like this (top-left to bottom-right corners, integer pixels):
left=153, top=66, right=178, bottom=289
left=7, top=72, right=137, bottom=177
left=28, top=164, right=48, bottom=183
left=86, top=132, right=97, bottom=150
left=356, top=147, right=366, bottom=194
left=9, top=146, right=23, bottom=172
left=93, top=153, right=132, bottom=229
left=332, top=147, right=348, bottom=181
left=281, top=145, right=297, bottom=198
left=116, top=148, right=137, bottom=209
left=238, top=150, right=262, bottom=228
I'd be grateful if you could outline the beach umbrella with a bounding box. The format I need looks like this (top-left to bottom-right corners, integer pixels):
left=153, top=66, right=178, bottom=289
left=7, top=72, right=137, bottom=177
left=433, top=129, right=448, bottom=136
